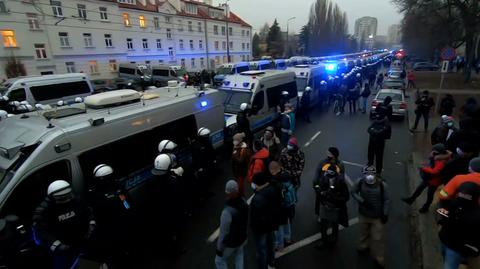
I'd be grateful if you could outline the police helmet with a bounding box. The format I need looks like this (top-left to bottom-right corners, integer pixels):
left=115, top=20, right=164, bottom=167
left=240, top=103, right=248, bottom=111
left=93, top=164, right=114, bottom=179
left=356, top=73, right=361, bottom=78
left=11, top=101, right=20, bottom=107
left=281, top=91, right=289, bottom=96
left=1, top=96, right=9, bottom=102
left=320, top=80, right=327, bottom=85
left=197, top=127, right=211, bottom=137
left=151, top=153, right=176, bottom=176
left=328, top=76, right=334, bottom=81
left=20, top=101, right=29, bottom=105
left=365, top=174, right=376, bottom=185
left=335, top=76, right=339, bottom=79
left=25, top=104, right=33, bottom=111
left=47, top=180, right=73, bottom=203
left=75, top=97, right=83, bottom=103
left=305, top=87, right=312, bottom=92
left=57, top=100, right=65, bottom=107
left=158, top=140, right=177, bottom=153
left=0, top=110, right=8, bottom=119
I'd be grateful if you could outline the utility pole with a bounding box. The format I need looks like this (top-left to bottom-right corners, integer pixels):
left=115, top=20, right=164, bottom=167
left=286, top=17, right=295, bottom=58
left=224, top=0, right=231, bottom=62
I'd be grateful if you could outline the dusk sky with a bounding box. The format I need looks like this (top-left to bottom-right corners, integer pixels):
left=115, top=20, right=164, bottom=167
left=213, top=0, right=403, bottom=36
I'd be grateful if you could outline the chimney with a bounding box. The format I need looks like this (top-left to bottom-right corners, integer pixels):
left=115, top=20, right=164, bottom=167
left=220, top=3, right=230, bottom=18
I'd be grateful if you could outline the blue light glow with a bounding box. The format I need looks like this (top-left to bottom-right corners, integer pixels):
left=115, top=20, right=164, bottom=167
left=200, top=101, right=208, bottom=107
left=325, top=63, right=337, bottom=72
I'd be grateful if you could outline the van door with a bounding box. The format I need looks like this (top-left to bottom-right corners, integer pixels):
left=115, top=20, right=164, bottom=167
left=248, top=90, right=270, bottom=131
left=7, top=88, right=27, bottom=102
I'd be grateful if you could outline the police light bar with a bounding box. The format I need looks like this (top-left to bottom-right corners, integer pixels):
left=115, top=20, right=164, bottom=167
left=325, top=63, right=337, bottom=72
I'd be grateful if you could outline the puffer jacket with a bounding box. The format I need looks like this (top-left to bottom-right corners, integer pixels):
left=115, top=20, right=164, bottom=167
left=231, top=142, right=252, bottom=178
left=422, top=152, right=452, bottom=186
left=247, top=148, right=269, bottom=183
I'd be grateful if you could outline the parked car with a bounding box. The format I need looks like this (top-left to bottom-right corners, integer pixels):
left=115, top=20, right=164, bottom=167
left=413, top=62, right=439, bottom=71
left=383, top=78, right=405, bottom=90
left=387, top=70, right=403, bottom=79
left=91, top=79, right=117, bottom=94
left=370, top=88, right=407, bottom=120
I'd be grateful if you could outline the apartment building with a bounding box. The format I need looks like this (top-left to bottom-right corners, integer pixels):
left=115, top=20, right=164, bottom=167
left=0, top=0, right=252, bottom=79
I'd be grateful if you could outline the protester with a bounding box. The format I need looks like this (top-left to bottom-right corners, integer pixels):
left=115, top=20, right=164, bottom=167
left=460, top=97, right=477, bottom=120
left=367, top=114, right=392, bottom=175
left=376, top=73, right=384, bottom=91
left=231, top=133, right=252, bottom=196
left=402, top=143, right=452, bottom=213
left=247, top=140, right=270, bottom=184
left=437, top=182, right=480, bottom=269
left=407, top=70, right=416, bottom=89
left=269, top=161, right=297, bottom=250
left=439, top=94, right=456, bottom=116
left=441, top=143, right=476, bottom=185
left=313, top=163, right=350, bottom=248
left=316, top=147, right=346, bottom=177
left=352, top=166, right=389, bottom=268
left=411, top=90, right=435, bottom=132
left=375, top=96, right=393, bottom=120
left=439, top=157, right=480, bottom=201
left=250, top=172, right=282, bottom=269
left=261, top=126, right=282, bottom=162
left=360, top=82, right=371, bottom=114
left=431, top=115, right=457, bottom=145
left=445, top=117, right=480, bottom=155
left=236, top=103, right=252, bottom=144
left=215, top=180, right=248, bottom=269
left=280, top=105, right=293, bottom=147
left=348, top=82, right=361, bottom=114
left=279, top=137, right=305, bottom=189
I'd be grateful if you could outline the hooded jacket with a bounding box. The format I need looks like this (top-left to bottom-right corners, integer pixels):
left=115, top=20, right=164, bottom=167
left=368, top=117, right=391, bottom=141
left=261, top=135, right=281, bottom=161
left=247, top=148, right=270, bottom=183
left=250, top=183, right=282, bottom=234
left=422, top=152, right=452, bottom=186
left=231, top=142, right=252, bottom=178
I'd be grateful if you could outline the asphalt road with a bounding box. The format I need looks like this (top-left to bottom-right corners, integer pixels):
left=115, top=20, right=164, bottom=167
left=147, top=97, right=415, bottom=269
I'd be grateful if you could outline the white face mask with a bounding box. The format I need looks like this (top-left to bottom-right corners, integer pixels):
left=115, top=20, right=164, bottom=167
left=365, top=175, right=376, bottom=184
left=287, top=145, right=294, bottom=151
left=456, top=147, right=464, bottom=156
left=233, top=140, right=240, bottom=146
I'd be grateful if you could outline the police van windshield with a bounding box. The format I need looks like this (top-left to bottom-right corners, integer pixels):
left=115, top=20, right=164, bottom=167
left=296, top=77, right=308, bottom=93
left=221, top=90, right=252, bottom=114
left=236, top=65, right=249, bottom=73
left=217, top=67, right=233, bottom=75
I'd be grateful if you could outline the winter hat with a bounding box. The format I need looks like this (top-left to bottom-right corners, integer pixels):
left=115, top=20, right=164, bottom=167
left=362, top=165, right=376, bottom=175
left=233, top=132, right=245, bottom=142
left=441, top=115, right=454, bottom=124
left=469, top=157, right=480, bottom=173
left=252, top=172, right=268, bottom=186
left=432, top=143, right=447, bottom=154
left=288, top=137, right=298, bottom=147
left=327, top=147, right=340, bottom=159
left=225, top=179, right=239, bottom=194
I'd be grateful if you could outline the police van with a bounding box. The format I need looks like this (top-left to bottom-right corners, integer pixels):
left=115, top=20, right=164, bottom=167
left=118, top=63, right=152, bottom=89
left=214, top=62, right=250, bottom=86
left=151, top=65, right=183, bottom=87
left=0, top=84, right=225, bottom=228
left=249, top=60, right=274, bottom=71
left=220, top=70, right=298, bottom=134
left=0, top=73, right=94, bottom=106
left=287, top=64, right=327, bottom=108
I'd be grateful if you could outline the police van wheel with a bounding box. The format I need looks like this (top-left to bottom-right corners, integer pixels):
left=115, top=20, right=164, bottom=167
left=155, top=81, right=162, bottom=88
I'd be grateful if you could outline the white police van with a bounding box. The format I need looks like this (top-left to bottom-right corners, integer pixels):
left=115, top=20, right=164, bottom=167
left=0, top=84, right=225, bottom=228
left=220, top=70, right=297, bottom=134
left=214, top=62, right=250, bottom=86
left=287, top=64, right=327, bottom=108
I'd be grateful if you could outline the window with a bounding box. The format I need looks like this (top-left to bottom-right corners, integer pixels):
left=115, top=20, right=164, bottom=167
left=185, top=3, right=197, bottom=14
left=89, top=60, right=99, bottom=74
left=2, top=30, right=17, bottom=47
left=242, top=43, right=245, bottom=50
left=241, top=55, right=245, bottom=61
left=178, top=20, right=183, bottom=31
left=222, top=41, right=226, bottom=50
left=109, top=59, right=117, bottom=72
left=188, top=21, right=193, bottom=32
left=199, top=40, right=203, bottom=49
left=179, top=39, right=184, bottom=50
left=77, top=4, right=86, bottom=19
left=154, top=17, right=159, bottom=29
left=51, top=0, right=62, bottom=17
left=214, top=25, right=218, bottom=35
left=168, top=47, right=174, bottom=56
left=34, top=43, right=47, bottom=59
left=266, top=81, right=298, bottom=109
left=229, top=41, right=233, bottom=50
left=118, top=0, right=134, bottom=3
left=83, top=33, right=93, bottom=47
left=229, top=27, right=233, bottom=36
left=214, top=41, right=219, bottom=50
left=0, top=0, right=6, bottom=13
left=165, top=16, right=171, bottom=23
left=166, top=29, right=172, bottom=39
left=223, top=56, right=227, bottom=63
left=139, top=15, right=147, bottom=28
left=8, top=88, right=26, bottom=102
left=200, top=57, right=204, bottom=67
left=65, top=62, right=76, bottom=73
left=99, top=7, right=108, bottom=20
left=246, top=30, right=250, bottom=36
left=251, top=91, right=265, bottom=113
left=156, top=39, right=162, bottom=49
left=198, top=22, right=202, bottom=32
left=221, top=26, right=226, bottom=36
left=123, top=13, right=131, bottom=26
left=126, top=38, right=133, bottom=50
left=246, top=43, right=250, bottom=50
left=31, top=81, right=91, bottom=101
left=58, top=32, right=70, bottom=47
left=27, top=14, right=40, bottom=30
left=215, top=56, right=220, bottom=65
left=191, top=58, right=195, bottom=67
left=241, top=30, right=245, bottom=36
left=104, top=34, right=113, bottom=47
left=180, top=58, right=185, bottom=67
left=142, top=38, right=148, bottom=49
left=189, top=40, right=194, bottom=50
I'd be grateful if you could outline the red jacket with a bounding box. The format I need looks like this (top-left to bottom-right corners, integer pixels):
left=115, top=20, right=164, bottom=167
left=247, top=148, right=269, bottom=183
left=407, top=72, right=416, bottom=81
left=422, top=153, right=451, bottom=186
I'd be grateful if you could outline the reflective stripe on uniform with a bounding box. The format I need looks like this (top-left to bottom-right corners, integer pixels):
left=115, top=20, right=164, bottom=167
left=439, top=189, right=449, bottom=198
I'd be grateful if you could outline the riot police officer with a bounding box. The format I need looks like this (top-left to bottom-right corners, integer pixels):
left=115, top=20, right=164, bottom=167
left=191, top=127, right=217, bottom=199
left=32, top=180, right=96, bottom=269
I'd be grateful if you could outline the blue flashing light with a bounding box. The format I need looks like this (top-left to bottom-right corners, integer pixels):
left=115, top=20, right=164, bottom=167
left=325, top=63, right=337, bottom=72
left=200, top=101, right=208, bottom=107
left=243, top=82, right=250, bottom=88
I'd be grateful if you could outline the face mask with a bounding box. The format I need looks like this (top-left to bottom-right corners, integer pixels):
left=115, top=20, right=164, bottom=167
left=233, top=140, right=240, bottom=146
left=447, top=122, right=454, bottom=128
left=287, top=145, right=294, bottom=151
left=251, top=183, right=257, bottom=190
left=365, top=175, right=376, bottom=184
left=456, top=147, right=464, bottom=156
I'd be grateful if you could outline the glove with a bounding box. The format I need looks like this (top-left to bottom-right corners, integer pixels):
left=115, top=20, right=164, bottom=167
left=216, top=249, right=223, bottom=257
left=171, top=167, right=184, bottom=176
left=381, top=215, right=389, bottom=224
left=57, top=244, right=71, bottom=252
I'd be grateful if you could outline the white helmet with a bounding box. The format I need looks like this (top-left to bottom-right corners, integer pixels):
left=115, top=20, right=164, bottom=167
left=26, top=104, right=33, bottom=111
left=281, top=91, right=289, bottom=96
left=47, top=180, right=72, bottom=197
left=20, top=101, right=29, bottom=105
left=151, top=154, right=174, bottom=176
left=305, top=87, right=312, bottom=92
left=11, top=101, right=20, bottom=107
left=1, top=96, right=9, bottom=102
left=240, top=103, right=248, bottom=111
left=320, top=80, right=327, bottom=85
left=57, top=100, right=65, bottom=107
left=0, top=110, right=8, bottom=119
left=17, top=104, right=27, bottom=111
left=356, top=73, right=361, bottom=78
left=158, top=140, right=177, bottom=153
left=335, top=76, right=339, bottom=79
left=197, top=127, right=211, bottom=137
left=74, top=97, right=83, bottom=103
left=93, top=164, right=114, bottom=179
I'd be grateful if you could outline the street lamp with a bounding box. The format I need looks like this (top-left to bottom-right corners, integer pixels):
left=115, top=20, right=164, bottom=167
left=224, top=0, right=231, bottom=62
left=286, top=17, right=296, bottom=57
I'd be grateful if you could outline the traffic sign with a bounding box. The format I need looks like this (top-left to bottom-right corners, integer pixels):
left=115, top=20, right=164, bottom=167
left=441, top=60, right=449, bottom=73
left=441, top=47, right=456, bottom=61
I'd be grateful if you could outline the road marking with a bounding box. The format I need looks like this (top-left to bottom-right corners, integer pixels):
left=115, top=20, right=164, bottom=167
left=275, top=217, right=359, bottom=258
left=206, top=193, right=255, bottom=243
left=343, top=160, right=364, bottom=168
left=304, top=131, right=322, bottom=147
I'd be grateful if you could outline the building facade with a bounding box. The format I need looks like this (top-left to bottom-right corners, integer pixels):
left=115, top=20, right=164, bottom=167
left=354, top=16, right=378, bottom=44
left=387, top=24, right=402, bottom=46
left=0, top=0, right=252, bottom=79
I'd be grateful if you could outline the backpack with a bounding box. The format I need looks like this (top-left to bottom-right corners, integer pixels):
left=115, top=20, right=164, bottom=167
left=281, top=181, right=297, bottom=208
